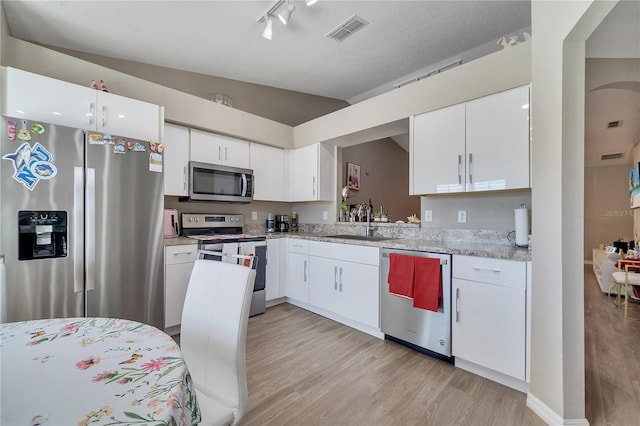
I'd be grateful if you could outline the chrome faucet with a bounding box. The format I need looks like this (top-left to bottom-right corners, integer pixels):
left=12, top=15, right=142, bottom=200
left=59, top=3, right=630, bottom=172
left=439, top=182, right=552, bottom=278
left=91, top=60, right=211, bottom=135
left=365, top=207, right=373, bottom=237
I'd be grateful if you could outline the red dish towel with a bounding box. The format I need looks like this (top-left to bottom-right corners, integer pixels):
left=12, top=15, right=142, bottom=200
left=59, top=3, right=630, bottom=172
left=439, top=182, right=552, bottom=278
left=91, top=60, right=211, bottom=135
left=388, top=253, right=415, bottom=298
left=413, top=257, right=442, bottom=312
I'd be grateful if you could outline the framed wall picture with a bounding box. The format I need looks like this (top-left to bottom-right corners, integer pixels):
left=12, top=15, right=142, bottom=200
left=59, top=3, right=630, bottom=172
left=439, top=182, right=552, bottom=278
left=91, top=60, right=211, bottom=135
left=347, top=162, right=360, bottom=190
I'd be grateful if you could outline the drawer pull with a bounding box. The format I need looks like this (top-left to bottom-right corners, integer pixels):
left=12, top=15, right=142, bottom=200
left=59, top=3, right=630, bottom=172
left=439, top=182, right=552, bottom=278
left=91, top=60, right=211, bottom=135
left=472, top=266, right=501, bottom=273
left=173, top=251, right=194, bottom=256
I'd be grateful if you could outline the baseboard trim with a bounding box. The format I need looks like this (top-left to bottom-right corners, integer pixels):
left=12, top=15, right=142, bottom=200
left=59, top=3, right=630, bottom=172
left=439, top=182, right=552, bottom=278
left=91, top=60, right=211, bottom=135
left=526, top=393, right=589, bottom=426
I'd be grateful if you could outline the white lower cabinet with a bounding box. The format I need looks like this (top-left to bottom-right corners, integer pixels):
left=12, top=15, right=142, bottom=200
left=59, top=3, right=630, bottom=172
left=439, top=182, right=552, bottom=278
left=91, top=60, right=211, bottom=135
left=452, top=255, right=526, bottom=382
left=308, top=241, right=379, bottom=330
left=285, top=239, right=309, bottom=303
left=164, top=244, right=198, bottom=331
left=266, top=239, right=285, bottom=302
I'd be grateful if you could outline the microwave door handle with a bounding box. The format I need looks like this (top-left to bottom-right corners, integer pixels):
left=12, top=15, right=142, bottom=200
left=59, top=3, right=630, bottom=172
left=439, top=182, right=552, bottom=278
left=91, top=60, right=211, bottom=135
left=241, top=173, right=248, bottom=196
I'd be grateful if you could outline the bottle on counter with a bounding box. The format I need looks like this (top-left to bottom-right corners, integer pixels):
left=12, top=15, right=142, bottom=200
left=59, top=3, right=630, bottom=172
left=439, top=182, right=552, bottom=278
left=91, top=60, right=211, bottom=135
left=291, top=212, right=298, bottom=232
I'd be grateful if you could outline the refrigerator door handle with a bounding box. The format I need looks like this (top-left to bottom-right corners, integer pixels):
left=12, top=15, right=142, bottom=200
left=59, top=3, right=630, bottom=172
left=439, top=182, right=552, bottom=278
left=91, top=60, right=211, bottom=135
left=86, top=168, right=96, bottom=292
left=73, top=167, right=84, bottom=293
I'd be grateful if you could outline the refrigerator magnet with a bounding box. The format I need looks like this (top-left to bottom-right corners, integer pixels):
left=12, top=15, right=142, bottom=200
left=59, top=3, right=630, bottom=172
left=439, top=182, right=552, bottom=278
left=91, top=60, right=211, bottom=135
left=30, top=123, right=45, bottom=135
left=149, top=141, right=157, bottom=152
left=2, top=142, right=56, bottom=190
left=18, top=120, right=31, bottom=141
left=6, top=119, right=16, bottom=141
left=149, top=152, right=162, bottom=173
left=103, top=134, right=114, bottom=144
left=157, top=143, right=164, bottom=154
left=113, top=143, right=126, bottom=154
left=88, top=133, right=104, bottom=144
left=132, top=142, right=146, bottom=152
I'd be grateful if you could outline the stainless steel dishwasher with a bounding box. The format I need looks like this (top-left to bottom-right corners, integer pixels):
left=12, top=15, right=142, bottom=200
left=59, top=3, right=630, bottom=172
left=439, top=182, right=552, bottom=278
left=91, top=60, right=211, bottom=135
left=380, top=248, right=453, bottom=361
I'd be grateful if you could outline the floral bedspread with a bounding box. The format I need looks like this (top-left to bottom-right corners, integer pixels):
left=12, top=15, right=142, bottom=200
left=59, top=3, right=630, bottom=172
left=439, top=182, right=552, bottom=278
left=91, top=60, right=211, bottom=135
left=1, top=317, right=200, bottom=425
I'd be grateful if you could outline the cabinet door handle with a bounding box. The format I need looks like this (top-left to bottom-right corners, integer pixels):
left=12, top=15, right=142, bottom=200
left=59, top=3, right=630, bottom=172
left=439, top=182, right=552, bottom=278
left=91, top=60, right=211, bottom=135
left=218, top=146, right=222, bottom=162
left=334, top=266, right=338, bottom=290
left=472, top=266, right=502, bottom=273
left=312, top=176, right=316, bottom=196
left=88, top=103, right=95, bottom=125
left=457, top=154, right=462, bottom=185
left=339, top=267, right=343, bottom=292
left=304, top=260, right=307, bottom=282
left=224, top=147, right=228, bottom=162
left=468, top=153, right=473, bottom=184
left=455, top=288, right=460, bottom=322
left=101, top=105, right=106, bottom=128
left=183, top=166, right=187, bottom=191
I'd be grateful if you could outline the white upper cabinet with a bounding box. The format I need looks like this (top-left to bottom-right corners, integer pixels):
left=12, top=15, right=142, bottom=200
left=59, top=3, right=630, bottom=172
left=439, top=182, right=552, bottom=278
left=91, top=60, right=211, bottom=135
left=3, top=67, right=160, bottom=141
left=250, top=143, right=286, bottom=201
left=190, top=129, right=250, bottom=169
left=465, top=85, right=530, bottom=192
left=410, top=85, right=530, bottom=195
left=97, top=91, right=160, bottom=142
left=163, top=123, right=190, bottom=196
left=411, top=103, right=466, bottom=195
left=288, top=143, right=336, bottom=202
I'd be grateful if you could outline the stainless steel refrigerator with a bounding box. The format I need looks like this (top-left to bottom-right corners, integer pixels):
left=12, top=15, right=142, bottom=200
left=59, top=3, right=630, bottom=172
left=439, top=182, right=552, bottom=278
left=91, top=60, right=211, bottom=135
left=0, top=117, right=164, bottom=328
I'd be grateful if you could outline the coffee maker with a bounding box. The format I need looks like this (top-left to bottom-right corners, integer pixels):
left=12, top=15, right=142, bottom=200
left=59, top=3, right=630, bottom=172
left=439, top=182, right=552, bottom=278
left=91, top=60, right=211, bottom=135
left=276, top=215, right=289, bottom=232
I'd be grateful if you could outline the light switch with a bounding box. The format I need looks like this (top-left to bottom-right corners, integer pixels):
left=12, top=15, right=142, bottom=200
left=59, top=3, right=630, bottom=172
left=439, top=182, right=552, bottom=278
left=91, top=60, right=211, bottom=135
left=458, top=210, right=467, bottom=223
left=425, top=210, right=433, bottom=222
left=323, top=211, right=328, bottom=221
left=252, top=211, right=257, bottom=220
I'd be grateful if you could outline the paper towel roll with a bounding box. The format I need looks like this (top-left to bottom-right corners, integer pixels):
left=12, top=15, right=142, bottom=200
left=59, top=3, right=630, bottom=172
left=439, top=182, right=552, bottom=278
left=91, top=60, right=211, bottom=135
left=515, top=207, right=529, bottom=247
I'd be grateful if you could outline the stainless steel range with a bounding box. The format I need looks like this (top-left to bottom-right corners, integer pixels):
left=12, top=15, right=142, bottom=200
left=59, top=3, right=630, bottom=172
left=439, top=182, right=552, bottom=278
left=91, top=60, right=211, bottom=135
left=181, top=213, right=266, bottom=316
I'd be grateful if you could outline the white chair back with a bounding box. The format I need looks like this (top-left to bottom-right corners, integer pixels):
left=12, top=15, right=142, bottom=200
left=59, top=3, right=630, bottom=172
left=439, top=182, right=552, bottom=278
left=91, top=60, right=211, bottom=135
left=180, top=258, right=256, bottom=425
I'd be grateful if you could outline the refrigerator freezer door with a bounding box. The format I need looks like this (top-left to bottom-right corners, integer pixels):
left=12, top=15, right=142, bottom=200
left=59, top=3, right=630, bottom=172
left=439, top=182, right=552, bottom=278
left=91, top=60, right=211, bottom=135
left=85, top=136, right=164, bottom=329
left=1, top=118, right=85, bottom=321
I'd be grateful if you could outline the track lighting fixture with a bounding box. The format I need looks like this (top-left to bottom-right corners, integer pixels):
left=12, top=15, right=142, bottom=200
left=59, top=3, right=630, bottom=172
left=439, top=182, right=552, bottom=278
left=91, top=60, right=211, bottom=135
left=278, top=0, right=295, bottom=25
left=261, top=16, right=273, bottom=40
left=256, top=0, right=318, bottom=40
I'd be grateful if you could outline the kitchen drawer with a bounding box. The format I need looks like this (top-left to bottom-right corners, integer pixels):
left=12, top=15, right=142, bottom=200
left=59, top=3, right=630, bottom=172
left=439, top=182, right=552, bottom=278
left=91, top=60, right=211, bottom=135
left=288, top=238, right=309, bottom=255
left=165, top=244, right=198, bottom=265
left=309, top=241, right=379, bottom=266
left=453, top=255, right=525, bottom=289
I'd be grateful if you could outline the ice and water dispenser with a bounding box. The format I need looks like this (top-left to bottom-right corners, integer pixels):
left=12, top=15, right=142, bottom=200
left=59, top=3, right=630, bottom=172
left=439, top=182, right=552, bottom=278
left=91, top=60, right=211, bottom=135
left=18, top=210, right=68, bottom=260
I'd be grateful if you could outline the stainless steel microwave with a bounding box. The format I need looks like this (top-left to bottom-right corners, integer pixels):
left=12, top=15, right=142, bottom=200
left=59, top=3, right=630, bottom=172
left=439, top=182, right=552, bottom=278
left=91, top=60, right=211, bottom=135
left=188, top=161, right=253, bottom=203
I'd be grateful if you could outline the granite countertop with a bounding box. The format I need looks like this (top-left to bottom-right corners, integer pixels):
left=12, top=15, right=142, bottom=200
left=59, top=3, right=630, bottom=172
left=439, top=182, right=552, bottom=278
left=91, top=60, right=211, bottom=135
left=164, top=232, right=530, bottom=261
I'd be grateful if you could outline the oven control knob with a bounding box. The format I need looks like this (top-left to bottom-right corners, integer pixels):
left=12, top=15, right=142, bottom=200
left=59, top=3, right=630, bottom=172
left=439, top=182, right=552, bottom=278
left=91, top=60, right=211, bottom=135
left=195, top=217, right=200, bottom=222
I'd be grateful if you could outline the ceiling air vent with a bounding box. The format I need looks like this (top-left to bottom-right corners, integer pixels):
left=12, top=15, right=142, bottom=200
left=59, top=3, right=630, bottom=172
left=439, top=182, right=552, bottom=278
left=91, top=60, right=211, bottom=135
left=601, top=153, right=624, bottom=160
left=607, top=120, right=623, bottom=128
left=326, top=15, right=369, bottom=42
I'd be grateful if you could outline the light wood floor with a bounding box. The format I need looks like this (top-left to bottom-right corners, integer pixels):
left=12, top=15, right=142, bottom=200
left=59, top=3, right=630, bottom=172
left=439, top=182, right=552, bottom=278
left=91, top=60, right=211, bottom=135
left=175, top=266, right=640, bottom=425
left=584, top=265, right=640, bottom=426
left=241, top=305, right=543, bottom=425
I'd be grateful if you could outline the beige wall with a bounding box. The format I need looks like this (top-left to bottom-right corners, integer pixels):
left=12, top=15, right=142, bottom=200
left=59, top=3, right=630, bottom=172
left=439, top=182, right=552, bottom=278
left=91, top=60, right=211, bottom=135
left=341, top=139, right=419, bottom=222
left=42, top=45, right=349, bottom=128
left=584, top=165, right=634, bottom=260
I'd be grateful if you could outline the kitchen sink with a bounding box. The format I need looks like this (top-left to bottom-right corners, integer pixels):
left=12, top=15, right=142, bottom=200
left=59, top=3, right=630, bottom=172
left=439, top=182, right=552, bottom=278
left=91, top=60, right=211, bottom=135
left=326, top=234, right=393, bottom=242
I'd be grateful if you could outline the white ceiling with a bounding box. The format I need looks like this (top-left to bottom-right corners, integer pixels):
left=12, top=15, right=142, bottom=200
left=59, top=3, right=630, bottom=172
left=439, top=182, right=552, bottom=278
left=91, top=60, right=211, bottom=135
left=2, top=0, right=532, bottom=102
left=2, top=0, right=639, bottom=167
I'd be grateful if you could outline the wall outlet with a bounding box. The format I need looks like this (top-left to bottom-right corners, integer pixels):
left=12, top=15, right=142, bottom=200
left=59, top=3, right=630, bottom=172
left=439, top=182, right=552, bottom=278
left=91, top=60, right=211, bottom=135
left=458, top=210, right=467, bottom=223
left=323, top=211, right=328, bottom=221
left=251, top=211, right=258, bottom=221
left=425, top=210, right=433, bottom=222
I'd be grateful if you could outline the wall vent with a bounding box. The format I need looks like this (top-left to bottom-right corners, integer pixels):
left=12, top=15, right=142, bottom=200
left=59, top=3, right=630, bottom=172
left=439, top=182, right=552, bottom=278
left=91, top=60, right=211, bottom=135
left=607, top=120, right=623, bottom=128
left=326, top=15, right=369, bottom=42
left=601, top=152, right=624, bottom=160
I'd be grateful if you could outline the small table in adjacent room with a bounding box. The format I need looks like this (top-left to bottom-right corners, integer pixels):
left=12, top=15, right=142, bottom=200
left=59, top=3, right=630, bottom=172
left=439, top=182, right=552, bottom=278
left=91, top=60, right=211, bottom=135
left=1, top=317, right=201, bottom=425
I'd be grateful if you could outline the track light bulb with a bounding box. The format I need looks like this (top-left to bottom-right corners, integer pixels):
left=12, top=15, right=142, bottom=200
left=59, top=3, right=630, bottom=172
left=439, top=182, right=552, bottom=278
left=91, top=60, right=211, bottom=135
left=278, top=2, right=295, bottom=25
left=262, top=17, right=273, bottom=40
